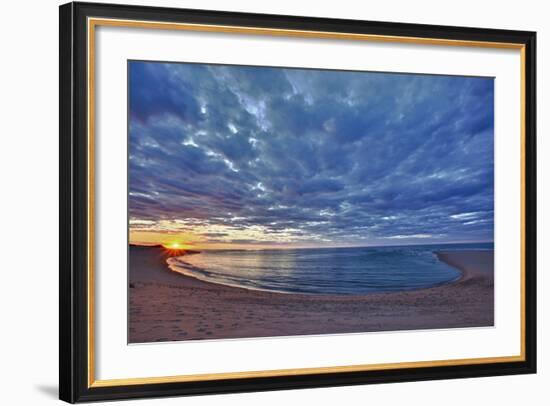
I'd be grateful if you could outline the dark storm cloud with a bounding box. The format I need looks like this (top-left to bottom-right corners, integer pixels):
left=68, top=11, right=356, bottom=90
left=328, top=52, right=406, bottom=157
left=129, top=61, right=494, bottom=245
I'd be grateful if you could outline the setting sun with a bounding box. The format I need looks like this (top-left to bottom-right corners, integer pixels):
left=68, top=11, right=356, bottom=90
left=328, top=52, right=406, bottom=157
left=162, top=242, right=188, bottom=250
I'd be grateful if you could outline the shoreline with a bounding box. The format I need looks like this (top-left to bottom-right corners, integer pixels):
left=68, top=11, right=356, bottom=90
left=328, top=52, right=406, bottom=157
left=164, top=248, right=488, bottom=297
left=436, top=250, right=494, bottom=287
left=129, top=246, right=494, bottom=342
left=164, top=249, right=490, bottom=297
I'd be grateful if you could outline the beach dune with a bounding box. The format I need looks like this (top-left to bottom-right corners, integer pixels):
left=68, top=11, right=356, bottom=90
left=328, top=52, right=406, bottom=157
left=128, top=246, right=493, bottom=343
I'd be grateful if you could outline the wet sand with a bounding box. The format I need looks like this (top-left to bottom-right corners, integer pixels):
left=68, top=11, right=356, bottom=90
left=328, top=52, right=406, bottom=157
left=128, top=246, right=493, bottom=343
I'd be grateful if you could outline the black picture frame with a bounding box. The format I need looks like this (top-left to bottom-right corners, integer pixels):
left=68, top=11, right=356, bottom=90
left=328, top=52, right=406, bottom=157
left=60, top=1, right=537, bottom=403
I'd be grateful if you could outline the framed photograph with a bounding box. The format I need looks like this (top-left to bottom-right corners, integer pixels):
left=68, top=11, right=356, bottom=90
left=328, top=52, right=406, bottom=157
left=59, top=1, right=536, bottom=403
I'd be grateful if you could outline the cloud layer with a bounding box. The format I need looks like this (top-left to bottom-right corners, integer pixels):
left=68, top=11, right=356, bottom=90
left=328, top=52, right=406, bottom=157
left=129, top=61, right=494, bottom=246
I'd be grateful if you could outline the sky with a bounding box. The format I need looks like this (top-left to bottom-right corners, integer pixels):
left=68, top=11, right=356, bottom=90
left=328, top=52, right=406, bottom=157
left=128, top=60, right=494, bottom=249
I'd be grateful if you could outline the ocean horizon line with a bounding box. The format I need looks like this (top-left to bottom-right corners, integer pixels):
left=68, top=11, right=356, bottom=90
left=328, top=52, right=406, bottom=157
left=129, top=240, right=494, bottom=252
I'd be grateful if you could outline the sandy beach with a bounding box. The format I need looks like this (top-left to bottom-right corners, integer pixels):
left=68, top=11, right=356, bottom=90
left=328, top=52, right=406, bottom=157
left=128, top=246, right=494, bottom=343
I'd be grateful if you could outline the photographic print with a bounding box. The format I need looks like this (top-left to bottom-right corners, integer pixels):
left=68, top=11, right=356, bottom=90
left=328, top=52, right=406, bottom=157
left=128, top=61, right=495, bottom=343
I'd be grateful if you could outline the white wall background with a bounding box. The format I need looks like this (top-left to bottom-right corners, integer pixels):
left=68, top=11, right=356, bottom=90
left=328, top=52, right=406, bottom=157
left=0, top=0, right=546, bottom=405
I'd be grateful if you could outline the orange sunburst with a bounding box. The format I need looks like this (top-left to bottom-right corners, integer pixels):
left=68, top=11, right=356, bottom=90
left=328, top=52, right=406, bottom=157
left=163, top=242, right=186, bottom=250
left=161, top=241, right=192, bottom=256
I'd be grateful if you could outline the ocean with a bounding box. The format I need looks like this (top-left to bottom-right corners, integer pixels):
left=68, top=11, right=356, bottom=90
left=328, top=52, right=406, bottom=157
left=166, top=242, right=493, bottom=295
